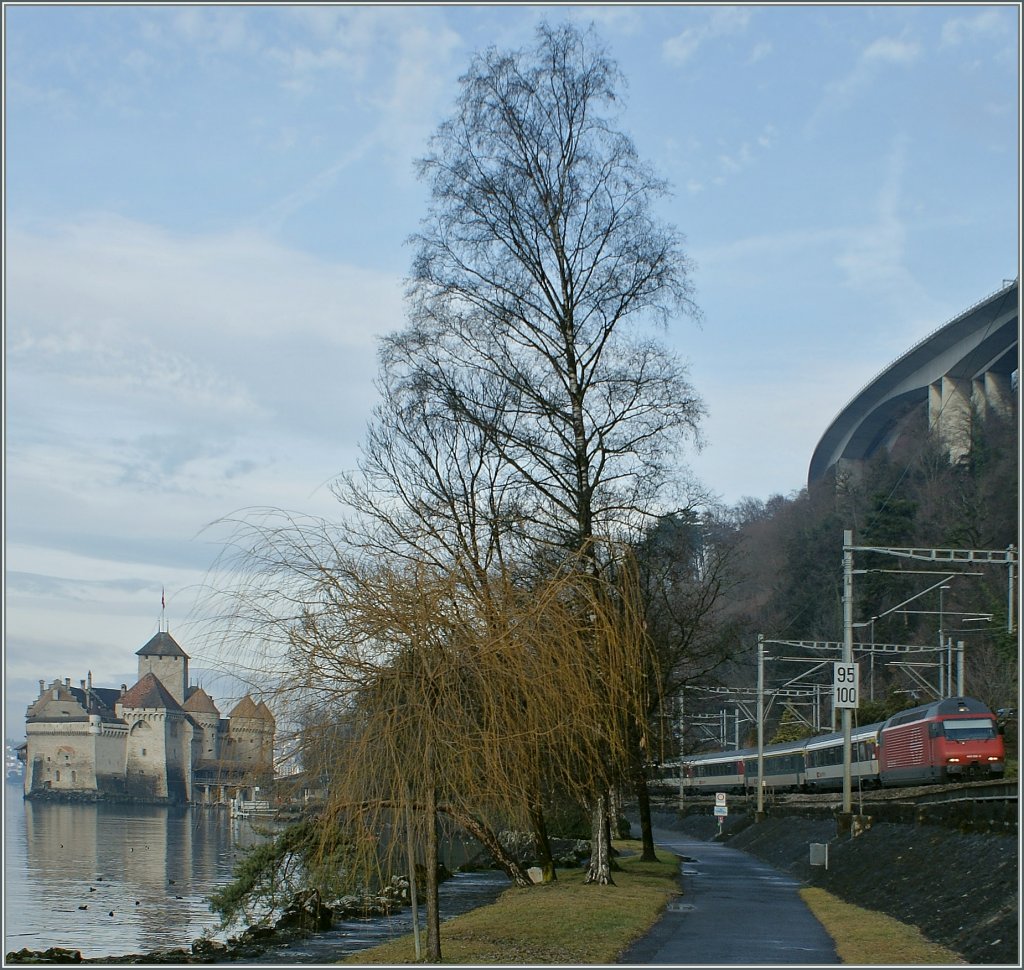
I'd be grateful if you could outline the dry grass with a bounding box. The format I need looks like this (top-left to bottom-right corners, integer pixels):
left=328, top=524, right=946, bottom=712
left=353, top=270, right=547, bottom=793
left=800, top=887, right=967, bottom=965
left=342, top=842, right=972, bottom=965
left=342, top=841, right=680, bottom=964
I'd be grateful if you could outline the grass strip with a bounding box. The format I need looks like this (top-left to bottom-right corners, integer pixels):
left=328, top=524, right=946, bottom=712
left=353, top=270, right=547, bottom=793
left=343, top=840, right=680, bottom=964
left=800, top=887, right=966, bottom=965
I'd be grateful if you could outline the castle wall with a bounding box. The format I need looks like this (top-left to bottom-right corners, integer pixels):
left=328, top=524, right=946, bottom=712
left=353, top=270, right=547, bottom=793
left=24, top=721, right=97, bottom=795
left=123, top=715, right=166, bottom=799
left=189, top=712, right=221, bottom=765
left=166, top=712, right=193, bottom=802
left=220, top=719, right=269, bottom=769
left=122, top=711, right=192, bottom=801
left=94, top=720, right=129, bottom=793
left=23, top=720, right=130, bottom=796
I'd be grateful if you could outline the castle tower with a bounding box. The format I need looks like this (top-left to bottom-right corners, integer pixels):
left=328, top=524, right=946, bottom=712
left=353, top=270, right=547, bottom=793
left=255, top=701, right=277, bottom=769
left=135, top=631, right=189, bottom=705
left=116, top=672, right=192, bottom=802
left=225, top=696, right=275, bottom=771
left=183, top=687, right=221, bottom=764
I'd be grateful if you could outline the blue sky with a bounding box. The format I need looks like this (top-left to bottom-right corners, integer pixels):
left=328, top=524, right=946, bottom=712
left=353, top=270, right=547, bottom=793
left=4, top=3, right=1020, bottom=740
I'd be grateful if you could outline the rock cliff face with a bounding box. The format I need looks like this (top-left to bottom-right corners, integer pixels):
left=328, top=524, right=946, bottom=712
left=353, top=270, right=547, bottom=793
left=660, top=809, right=1018, bottom=966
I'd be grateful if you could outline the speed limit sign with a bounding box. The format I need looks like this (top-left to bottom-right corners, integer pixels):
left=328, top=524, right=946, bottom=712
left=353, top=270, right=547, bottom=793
left=834, top=661, right=860, bottom=709
left=715, top=792, right=727, bottom=806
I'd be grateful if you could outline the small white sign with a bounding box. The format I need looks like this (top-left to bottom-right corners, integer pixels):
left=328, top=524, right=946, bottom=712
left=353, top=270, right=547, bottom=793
left=834, top=661, right=860, bottom=709
left=714, top=805, right=728, bottom=817
left=715, top=791, right=727, bottom=806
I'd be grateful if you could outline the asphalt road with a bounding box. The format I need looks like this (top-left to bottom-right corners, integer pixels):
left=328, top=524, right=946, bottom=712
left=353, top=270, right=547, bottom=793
left=618, top=827, right=840, bottom=966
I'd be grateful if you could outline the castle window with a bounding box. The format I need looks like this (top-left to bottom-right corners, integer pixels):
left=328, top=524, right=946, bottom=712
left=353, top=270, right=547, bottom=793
left=141, top=748, right=147, bottom=756
left=55, top=770, right=60, bottom=782
left=71, top=771, right=77, bottom=783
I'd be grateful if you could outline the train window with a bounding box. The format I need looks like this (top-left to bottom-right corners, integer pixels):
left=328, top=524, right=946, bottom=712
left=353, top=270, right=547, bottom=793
left=942, top=718, right=996, bottom=740
left=890, top=711, right=923, bottom=727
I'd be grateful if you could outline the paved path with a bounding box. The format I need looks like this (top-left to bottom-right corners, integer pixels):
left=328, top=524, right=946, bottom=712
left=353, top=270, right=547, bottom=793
left=618, top=827, right=840, bottom=966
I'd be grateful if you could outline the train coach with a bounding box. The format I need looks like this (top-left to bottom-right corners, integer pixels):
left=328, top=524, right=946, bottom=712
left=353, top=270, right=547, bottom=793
left=681, top=738, right=806, bottom=795
left=803, top=721, right=882, bottom=791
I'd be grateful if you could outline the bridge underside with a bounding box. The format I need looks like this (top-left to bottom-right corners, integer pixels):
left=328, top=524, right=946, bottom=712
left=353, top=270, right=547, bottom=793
left=809, top=281, right=1019, bottom=485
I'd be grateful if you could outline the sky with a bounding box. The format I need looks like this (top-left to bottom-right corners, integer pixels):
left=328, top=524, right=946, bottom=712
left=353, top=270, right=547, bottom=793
left=3, top=3, right=1020, bottom=741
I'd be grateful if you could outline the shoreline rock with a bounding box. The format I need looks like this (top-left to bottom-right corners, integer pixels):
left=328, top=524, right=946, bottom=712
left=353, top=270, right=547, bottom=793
left=4, top=868, right=453, bottom=965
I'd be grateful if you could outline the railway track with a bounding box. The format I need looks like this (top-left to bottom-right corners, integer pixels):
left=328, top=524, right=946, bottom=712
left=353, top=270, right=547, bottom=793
left=656, top=776, right=1018, bottom=808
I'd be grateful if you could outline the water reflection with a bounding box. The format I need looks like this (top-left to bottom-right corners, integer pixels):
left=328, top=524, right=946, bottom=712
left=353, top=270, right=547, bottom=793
left=5, top=793, right=513, bottom=962
left=5, top=792, right=265, bottom=958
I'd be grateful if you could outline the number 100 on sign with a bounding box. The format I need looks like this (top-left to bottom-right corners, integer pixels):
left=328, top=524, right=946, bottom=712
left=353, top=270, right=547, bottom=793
left=834, top=662, right=860, bottom=709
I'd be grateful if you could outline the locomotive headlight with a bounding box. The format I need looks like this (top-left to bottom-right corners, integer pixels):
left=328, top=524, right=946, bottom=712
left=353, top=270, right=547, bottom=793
left=946, top=757, right=961, bottom=763
left=987, top=756, right=1002, bottom=762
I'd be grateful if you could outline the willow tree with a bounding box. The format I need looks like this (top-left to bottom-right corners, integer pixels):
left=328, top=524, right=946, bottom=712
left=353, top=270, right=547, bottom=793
left=204, top=511, right=654, bottom=961
left=389, top=21, right=704, bottom=883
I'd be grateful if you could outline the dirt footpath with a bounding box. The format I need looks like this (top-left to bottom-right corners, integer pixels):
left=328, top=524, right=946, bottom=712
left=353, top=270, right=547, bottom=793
left=651, top=811, right=1018, bottom=966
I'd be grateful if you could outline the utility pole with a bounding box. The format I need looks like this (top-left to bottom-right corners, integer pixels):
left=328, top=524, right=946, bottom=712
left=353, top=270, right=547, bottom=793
left=938, top=585, right=948, bottom=696
left=842, top=530, right=854, bottom=819
left=677, top=692, right=685, bottom=811
left=1009, top=546, right=1017, bottom=635
left=756, top=634, right=765, bottom=821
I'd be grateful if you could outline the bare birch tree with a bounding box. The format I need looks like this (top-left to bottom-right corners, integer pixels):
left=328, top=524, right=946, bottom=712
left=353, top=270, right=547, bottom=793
left=388, top=21, right=704, bottom=883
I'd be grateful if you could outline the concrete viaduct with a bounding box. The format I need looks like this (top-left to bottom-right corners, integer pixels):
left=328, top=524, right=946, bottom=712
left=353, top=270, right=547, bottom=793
left=808, top=278, right=1019, bottom=486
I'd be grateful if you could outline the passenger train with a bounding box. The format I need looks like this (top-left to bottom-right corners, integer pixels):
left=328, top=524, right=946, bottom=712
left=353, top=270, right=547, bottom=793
left=675, top=696, right=1005, bottom=795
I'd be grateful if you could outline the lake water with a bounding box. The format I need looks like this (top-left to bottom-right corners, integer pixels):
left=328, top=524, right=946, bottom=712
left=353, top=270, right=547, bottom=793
left=2, top=782, right=510, bottom=963
left=3, top=783, right=264, bottom=958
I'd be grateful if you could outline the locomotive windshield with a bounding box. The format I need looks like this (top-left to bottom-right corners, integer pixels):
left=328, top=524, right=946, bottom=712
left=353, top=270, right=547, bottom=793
left=941, top=718, right=997, bottom=740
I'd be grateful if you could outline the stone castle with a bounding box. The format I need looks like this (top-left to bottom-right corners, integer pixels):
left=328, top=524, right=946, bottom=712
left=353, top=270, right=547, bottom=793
left=22, top=629, right=275, bottom=805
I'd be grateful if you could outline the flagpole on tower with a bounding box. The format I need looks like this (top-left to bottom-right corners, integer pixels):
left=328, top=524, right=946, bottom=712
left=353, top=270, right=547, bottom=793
left=161, top=586, right=166, bottom=632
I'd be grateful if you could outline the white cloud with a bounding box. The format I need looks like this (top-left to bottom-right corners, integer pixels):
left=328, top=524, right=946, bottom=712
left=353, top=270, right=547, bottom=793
left=5, top=216, right=394, bottom=565
left=663, top=6, right=753, bottom=66
left=708, top=123, right=776, bottom=183
left=252, top=13, right=462, bottom=222
left=939, top=8, right=1009, bottom=49
left=6, top=216, right=398, bottom=348
left=814, top=32, right=922, bottom=121
left=757, top=124, right=777, bottom=149
left=862, top=36, right=921, bottom=66
left=165, top=6, right=262, bottom=56
left=833, top=134, right=916, bottom=299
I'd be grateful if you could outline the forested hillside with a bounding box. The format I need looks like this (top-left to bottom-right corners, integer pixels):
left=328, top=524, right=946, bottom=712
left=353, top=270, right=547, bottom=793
left=683, top=397, right=1019, bottom=739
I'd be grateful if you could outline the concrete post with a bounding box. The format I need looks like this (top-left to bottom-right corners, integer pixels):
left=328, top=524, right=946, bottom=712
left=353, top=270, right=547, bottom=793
left=756, top=634, right=765, bottom=821
left=842, top=530, right=854, bottom=818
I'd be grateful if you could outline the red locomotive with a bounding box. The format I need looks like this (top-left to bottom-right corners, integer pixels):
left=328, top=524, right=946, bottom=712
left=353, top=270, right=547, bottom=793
left=877, top=696, right=1005, bottom=786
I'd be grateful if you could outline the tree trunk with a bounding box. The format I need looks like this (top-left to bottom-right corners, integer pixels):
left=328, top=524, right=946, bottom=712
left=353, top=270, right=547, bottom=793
left=443, top=806, right=532, bottom=887
left=634, top=767, right=659, bottom=862
left=424, top=782, right=442, bottom=962
left=605, top=802, right=622, bottom=869
left=584, top=791, right=615, bottom=885
left=528, top=801, right=556, bottom=883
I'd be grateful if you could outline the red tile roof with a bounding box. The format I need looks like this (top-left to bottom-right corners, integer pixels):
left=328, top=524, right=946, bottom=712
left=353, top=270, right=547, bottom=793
left=183, top=687, right=220, bottom=715
left=118, top=672, right=183, bottom=711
